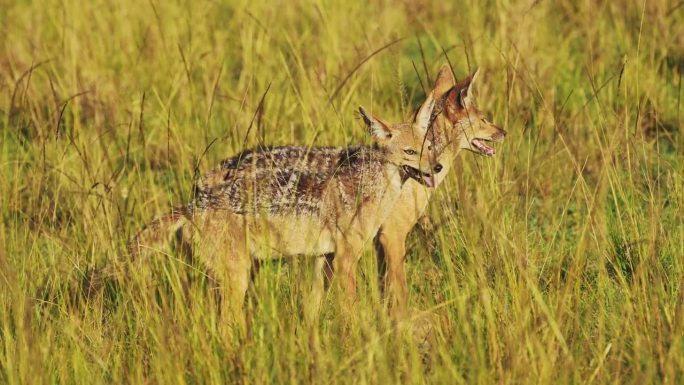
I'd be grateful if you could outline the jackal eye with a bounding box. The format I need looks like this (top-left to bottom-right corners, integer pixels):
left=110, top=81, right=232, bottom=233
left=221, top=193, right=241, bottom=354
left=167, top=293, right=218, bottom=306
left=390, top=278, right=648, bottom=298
left=404, top=149, right=417, bottom=156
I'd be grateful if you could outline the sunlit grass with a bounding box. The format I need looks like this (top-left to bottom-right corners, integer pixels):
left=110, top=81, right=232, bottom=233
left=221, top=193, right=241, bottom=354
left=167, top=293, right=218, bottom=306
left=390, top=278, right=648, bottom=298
left=1, top=0, right=683, bottom=383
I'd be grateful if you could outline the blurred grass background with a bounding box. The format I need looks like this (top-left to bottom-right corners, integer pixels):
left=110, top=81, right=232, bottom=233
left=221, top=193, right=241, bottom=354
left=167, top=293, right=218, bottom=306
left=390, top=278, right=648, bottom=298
left=1, top=0, right=683, bottom=383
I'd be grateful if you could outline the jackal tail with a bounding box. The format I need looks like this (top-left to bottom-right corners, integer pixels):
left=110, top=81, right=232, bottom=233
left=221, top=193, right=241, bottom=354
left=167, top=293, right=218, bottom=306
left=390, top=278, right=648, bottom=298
left=81, top=208, right=191, bottom=298
left=126, top=208, right=190, bottom=259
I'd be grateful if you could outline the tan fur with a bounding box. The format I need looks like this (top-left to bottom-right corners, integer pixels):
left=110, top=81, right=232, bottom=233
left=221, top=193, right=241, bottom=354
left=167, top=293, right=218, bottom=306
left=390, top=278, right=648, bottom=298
left=128, top=95, right=442, bottom=318
left=376, top=65, right=507, bottom=317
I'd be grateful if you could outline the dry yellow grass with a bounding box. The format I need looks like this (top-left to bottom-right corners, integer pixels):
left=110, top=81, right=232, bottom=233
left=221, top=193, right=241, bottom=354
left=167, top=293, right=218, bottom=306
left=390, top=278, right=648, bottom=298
left=1, top=0, right=683, bottom=383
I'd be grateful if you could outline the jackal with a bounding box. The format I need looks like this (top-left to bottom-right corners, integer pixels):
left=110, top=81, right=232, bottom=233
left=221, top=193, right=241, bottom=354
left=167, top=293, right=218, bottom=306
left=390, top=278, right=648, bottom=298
left=376, top=65, right=507, bottom=316
left=127, top=93, right=442, bottom=314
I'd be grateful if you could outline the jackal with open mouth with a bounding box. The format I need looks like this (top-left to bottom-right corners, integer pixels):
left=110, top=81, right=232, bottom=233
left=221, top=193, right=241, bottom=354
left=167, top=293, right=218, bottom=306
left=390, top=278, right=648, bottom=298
left=376, top=65, right=507, bottom=316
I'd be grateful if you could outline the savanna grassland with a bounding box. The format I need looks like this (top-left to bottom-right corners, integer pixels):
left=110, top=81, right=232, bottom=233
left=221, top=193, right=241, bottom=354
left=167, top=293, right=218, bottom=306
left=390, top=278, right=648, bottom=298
left=1, top=0, right=683, bottom=383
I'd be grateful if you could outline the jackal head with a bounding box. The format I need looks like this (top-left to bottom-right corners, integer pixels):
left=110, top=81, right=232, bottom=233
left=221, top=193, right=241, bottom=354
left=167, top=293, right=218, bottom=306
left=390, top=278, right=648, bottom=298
left=359, top=94, right=442, bottom=188
left=434, top=66, right=506, bottom=156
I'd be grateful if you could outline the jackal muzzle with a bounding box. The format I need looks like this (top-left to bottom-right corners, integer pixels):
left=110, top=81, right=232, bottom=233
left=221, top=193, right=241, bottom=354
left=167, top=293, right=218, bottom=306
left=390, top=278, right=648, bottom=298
left=402, top=164, right=441, bottom=188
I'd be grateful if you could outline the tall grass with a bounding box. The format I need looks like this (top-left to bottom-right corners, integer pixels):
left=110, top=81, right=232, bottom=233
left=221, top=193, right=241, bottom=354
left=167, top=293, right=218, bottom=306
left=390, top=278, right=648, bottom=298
left=1, top=0, right=683, bottom=383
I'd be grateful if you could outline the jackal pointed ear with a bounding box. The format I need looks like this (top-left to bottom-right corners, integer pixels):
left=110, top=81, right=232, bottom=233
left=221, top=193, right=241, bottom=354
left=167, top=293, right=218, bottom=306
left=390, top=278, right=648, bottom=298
left=459, top=68, right=480, bottom=108
left=414, top=91, right=436, bottom=133
left=447, top=68, right=480, bottom=110
left=433, top=64, right=456, bottom=98
left=359, top=106, right=393, bottom=140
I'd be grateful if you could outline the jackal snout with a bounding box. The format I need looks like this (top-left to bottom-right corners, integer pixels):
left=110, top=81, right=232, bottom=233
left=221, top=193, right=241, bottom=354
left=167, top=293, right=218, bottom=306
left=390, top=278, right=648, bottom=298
left=466, top=117, right=506, bottom=156
left=490, top=126, right=507, bottom=142
left=400, top=142, right=444, bottom=188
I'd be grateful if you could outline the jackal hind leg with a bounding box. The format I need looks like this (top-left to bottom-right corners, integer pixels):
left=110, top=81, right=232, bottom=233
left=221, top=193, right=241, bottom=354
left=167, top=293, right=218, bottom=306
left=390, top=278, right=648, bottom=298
left=173, top=223, right=196, bottom=301
left=304, top=253, right=334, bottom=324
left=195, top=221, right=251, bottom=332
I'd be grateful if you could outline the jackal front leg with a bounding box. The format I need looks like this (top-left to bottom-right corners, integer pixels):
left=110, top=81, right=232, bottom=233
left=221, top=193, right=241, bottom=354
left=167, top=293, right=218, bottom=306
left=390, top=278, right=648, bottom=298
left=375, top=225, right=411, bottom=318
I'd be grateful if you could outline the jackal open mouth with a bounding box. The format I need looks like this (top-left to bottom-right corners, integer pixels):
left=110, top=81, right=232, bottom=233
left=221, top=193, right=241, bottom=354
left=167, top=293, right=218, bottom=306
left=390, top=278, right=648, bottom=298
left=402, top=165, right=436, bottom=188
left=470, top=136, right=503, bottom=157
